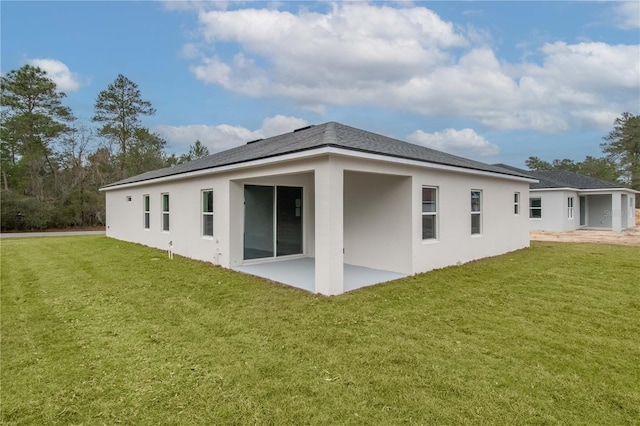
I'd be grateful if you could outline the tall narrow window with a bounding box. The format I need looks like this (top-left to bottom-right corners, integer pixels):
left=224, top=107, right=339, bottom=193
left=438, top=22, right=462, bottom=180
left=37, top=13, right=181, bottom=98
left=422, top=186, right=437, bottom=240
left=567, top=197, right=574, bottom=219
left=514, top=192, right=520, bottom=215
left=471, top=190, right=482, bottom=235
left=143, top=194, right=150, bottom=229
left=161, top=193, right=170, bottom=232
left=202, top=189, right=213, bottom=237
left=530, top=198, right=542, bottom=218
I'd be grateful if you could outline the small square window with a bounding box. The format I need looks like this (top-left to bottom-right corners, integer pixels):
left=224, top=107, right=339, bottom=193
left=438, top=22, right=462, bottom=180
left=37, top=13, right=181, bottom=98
left=530, top=198, right=542, bottom=219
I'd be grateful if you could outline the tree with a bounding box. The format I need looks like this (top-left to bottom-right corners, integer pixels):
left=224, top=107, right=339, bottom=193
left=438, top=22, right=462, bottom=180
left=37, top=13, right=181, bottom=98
left=525, top=156, right=552, bottom=170
left=188, top=139, right=210, bottom=159
left=125, top=128, right=167, bottom=176
left=576, top=156, right=621, bottom=184
left=177, top=139, right=210, bottom=163
left=526, top=154, right=623, bottom=184
left=58, top=124, right=95, bottom=225
left=1, top=65, right=73, bottom=199
left=92, top=74, right=156, bottom=179
left=601, top=112, right=640, bottom=201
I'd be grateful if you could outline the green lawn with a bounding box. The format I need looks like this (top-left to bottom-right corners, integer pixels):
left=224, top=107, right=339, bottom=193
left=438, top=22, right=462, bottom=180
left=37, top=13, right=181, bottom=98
left=1, top=236, right=639, bottom=425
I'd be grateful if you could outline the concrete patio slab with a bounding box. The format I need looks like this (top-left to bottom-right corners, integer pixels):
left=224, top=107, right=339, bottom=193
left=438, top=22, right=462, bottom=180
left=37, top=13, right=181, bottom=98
left=233, top=257, right=406, bottom=293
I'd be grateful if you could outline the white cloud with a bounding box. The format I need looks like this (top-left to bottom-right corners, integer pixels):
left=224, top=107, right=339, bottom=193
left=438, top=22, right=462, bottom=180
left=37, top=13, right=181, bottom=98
left=191, top=2, right=467, bottom=101
left=407, top=128, right=499, bottom=158
left=183, top=3, right=640, bottom=133
left=28, top=58, right=82, bottom=92
left=570, top=109, right=620, bottom=130
left=612, top=2, right=640, bottom=29
left=153, top=115, right=308, bottom=154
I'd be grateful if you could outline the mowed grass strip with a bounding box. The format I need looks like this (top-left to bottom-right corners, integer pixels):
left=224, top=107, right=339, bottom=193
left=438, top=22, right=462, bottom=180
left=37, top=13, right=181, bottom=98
left=1, top=236, right=638, bottom=425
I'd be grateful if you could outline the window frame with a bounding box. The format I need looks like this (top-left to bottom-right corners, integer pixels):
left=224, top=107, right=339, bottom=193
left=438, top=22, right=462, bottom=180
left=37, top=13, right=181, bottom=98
left=471, top=189, right=482, bottom=235
left=567, top=196, right=574, bottom=220
left=201, top=189, right=214, bottom=238
left=161, top=193, right=170, bottom=232
left=421, top=186, right=438, bottom=241
left=514, top=192, right=520, bottom=215
left=529, top=197, right=542, bottom=219
left=143, top=194, right=150, bottom=230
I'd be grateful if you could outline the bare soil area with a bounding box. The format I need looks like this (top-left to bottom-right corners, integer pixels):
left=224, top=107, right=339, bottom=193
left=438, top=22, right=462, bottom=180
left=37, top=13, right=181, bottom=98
left=531, top=209, right=640, bottom=246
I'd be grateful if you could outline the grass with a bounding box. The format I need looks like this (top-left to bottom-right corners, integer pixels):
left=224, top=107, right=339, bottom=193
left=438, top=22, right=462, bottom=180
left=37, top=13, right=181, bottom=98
left=1, top=236, right=639, bottom=425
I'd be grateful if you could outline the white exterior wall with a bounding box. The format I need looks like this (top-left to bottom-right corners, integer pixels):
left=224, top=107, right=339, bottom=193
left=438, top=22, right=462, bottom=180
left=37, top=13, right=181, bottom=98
left=410, top=169, right=530, bottom=273
left=105, top=175, right=229, bottom=265
left=106, top=157, right=320, bottom=268
left=527, top=189, right=637, bottom=232
left=529, top=190, right=580, bottom=232
left=105, top=152, right=532, bottom=295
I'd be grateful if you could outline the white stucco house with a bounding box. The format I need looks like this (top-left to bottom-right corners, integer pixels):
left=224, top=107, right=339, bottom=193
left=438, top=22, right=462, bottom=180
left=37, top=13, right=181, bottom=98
left=497, top=165, right=638, bottom=232
left=101, top=122, right=536, bottom=295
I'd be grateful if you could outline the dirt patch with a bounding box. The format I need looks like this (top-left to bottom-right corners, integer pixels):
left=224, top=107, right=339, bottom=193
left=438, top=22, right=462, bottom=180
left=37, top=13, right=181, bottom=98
left=531, top=225, right=640, bottom=246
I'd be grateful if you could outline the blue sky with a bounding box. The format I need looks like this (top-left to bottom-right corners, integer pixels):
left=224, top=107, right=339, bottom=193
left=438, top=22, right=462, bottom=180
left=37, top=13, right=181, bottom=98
left=2, top=1, right=639, bottom=167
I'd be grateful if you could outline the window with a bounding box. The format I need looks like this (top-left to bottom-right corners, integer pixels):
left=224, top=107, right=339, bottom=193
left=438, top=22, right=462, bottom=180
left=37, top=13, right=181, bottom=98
left=514, top=192, right=520, bottom=215
left=471, top=190, right=482, bottom=235
left=567, top=197, right=574, bottom=219
left=422, top=187, right=437, bottom=240
left=202, top=189, right=213, bottom=237
left=530, top=198, right=542, bottom=218
left=161, top=193, right=170, bottom=232
left=143, top=195, right=150, bottom=229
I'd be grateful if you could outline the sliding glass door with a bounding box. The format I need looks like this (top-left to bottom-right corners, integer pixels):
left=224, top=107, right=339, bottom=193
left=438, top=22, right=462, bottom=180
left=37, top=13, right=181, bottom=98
left=244, top=185, right=303, bottom=260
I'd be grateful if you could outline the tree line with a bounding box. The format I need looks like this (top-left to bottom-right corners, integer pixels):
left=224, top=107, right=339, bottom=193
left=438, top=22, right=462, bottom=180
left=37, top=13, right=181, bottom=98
left=525, top=111, right=640, bottom=207
left=1, top=65, right=638, bottom=230
left=1, top=65, right=208, bottom=230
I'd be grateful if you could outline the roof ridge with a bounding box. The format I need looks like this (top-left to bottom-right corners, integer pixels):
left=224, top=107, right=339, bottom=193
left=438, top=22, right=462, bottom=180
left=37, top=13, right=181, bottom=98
left=322, top=121, right=338, bottom=145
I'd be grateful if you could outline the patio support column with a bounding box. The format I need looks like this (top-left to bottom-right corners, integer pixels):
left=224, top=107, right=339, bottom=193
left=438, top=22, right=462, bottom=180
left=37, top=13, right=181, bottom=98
left=612, top=192, right=622, bottom=232
left=314, top=157, right=344, bottom=295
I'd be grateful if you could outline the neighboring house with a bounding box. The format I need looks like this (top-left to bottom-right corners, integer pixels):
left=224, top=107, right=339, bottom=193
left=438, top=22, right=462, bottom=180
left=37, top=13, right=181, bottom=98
left=101, top=122, right=535, bottom=295
left=496, top=165, right=638, bottom=232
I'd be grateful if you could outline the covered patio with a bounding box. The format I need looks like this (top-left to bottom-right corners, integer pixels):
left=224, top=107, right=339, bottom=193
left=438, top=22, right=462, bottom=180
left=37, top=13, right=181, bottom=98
left=233, top=257, right=407, bottom=293
left=579, top=192, right=635, bottom=231
left=229, top=165, right=413, bottom=295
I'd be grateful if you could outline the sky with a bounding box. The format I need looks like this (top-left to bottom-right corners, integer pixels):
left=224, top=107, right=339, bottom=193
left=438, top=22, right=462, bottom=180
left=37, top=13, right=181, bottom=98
left=2, top=1, right=639, bottom=168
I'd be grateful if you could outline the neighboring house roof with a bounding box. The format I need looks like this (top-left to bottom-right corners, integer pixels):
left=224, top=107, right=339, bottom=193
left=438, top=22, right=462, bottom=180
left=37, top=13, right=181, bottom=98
left=102, top=122, right=533, bottom=189
left=494, top=164, right=629, bottom=190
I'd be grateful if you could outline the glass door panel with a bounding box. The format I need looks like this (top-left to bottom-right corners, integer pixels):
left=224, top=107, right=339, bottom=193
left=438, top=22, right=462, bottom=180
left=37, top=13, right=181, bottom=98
left=244, top=185, right=275, bottom=260
left=276, top=186, right=303, bottom=256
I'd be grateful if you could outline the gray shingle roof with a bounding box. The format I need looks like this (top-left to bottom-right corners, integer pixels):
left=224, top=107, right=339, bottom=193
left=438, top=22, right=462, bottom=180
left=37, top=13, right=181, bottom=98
left=493, top=164, right=624, bottom=190
left=102, top=122, right=533, bottom=189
